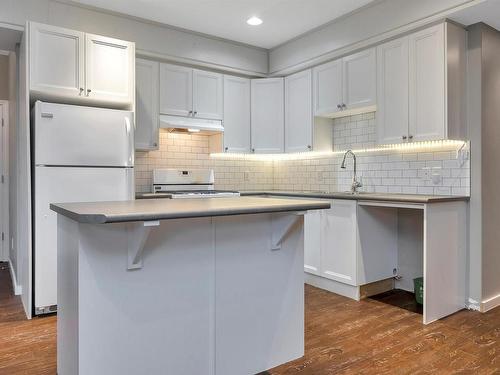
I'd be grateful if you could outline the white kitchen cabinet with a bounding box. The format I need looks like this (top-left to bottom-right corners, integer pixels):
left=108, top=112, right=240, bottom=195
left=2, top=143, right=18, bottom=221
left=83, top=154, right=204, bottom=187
left=29, top=22, right=134, bottom=107
left=193, top=69, right=223, bottom=120
left=223, top=75, right=251, bottom=153
left=312, top=60, right=342, bottom=117
left=29, top=22, right=85, bottom=99
left=313, top=49, right=376, bottom=118
left=135, top=58, right=159, bottom=150
left=376, top=22, right=466, bottom=145
left=285, top=70, right=313, bottom=152
left=159, top=63, right=193, bottom=117
left=377, top=37, right=410, bottom=144
left=85, top=34, right=134, bottom=105
left=409, top=24, right=446, bottom=142
left=320, top=200, right=358, bottom=286
left=159, top=64, right=223, bottom=120
left=251, top=78, right=284, bottom=153
left=304, top=210, right=321, bottom=276
left=342, top=48, right=376, bottom=111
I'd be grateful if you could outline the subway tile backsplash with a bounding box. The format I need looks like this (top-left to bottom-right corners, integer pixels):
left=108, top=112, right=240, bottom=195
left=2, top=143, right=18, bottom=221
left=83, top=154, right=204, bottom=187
left=135, top=113, right=470, bottom=196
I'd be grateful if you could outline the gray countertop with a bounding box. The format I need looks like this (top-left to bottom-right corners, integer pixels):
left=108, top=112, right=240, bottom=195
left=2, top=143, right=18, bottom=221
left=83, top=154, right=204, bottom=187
left=239, top=191, right=469, bottom=203
left=50, top=196, right=331, bottom=224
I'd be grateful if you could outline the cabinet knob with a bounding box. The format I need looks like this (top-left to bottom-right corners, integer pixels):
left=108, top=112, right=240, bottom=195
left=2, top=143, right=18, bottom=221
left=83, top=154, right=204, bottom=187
left=193, top=111, right=198, bottom=116
left=408, top=135, right=414, bottom=140
left=188, top=110, right=193, bottom=115
left=251, top=148, right=255, bottom=153
left=224, top=147, right=228, bottom=152
left=86, top=89, right=92, bottom=97
left=342, top=103, right=347, bottom=109
left=402, top=135, right=408, bottom=140
left=153, top=142, right=158, bottom=147
left=79, top=88, right=84, bottom=96
left=337, top=104, right=342, bottom=110
left=307, top=145, right=312, bottom=150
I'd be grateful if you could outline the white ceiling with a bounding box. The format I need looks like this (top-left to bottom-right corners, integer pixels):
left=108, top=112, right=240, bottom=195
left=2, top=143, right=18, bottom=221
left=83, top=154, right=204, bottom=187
left=70, top=0, right=376, bottom=49
left=450, top=0, right=500, bottom=32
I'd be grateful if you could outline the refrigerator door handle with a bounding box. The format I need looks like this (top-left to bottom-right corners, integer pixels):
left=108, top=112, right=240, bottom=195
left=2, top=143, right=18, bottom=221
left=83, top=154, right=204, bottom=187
left=125, top=116, right=134, bottom=166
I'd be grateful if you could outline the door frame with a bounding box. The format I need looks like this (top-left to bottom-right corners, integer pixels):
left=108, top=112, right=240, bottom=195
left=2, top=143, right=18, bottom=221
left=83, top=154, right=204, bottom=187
left=0, top=100, right=9, bottom=262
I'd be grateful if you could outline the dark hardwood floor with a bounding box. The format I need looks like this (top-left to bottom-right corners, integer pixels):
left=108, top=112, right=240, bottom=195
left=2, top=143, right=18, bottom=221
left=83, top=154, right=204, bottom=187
left=0, top=263, right=499, bottom=374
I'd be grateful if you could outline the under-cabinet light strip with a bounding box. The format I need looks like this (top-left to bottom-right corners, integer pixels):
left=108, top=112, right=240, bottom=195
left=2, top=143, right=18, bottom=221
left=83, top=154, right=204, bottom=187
left=209, top=140, right=468, bottom=161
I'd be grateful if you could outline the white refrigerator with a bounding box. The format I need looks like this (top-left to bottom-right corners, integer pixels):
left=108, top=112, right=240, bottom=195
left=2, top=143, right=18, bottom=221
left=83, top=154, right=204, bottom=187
left=33, top=101, right=135, bottom=315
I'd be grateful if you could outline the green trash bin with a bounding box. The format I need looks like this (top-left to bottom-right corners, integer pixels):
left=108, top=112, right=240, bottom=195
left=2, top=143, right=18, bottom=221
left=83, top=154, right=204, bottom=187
left=414, top=277, right=423, bottom=305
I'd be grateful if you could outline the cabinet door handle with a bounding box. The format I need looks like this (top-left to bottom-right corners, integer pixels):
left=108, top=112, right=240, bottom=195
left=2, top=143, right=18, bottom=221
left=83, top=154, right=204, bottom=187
left=408, top=135, right=414, bottom=140
left=224, top=147, right=228, bottom=152
left=251, top=148, right=255, bottom=153
left=193, top=111, right=197, bottom=116
left=86, top=89, right=92, bottom=97
left=153, top=142, right=158, bottom=147
left=342, top=103, right=347, bottom=109
left=402, top=135, right=408, bottom=140
left=337, top=104, right=342, bottom=110
left=307, top=145, right=312, bottom=150
left=79, top=88, right=84, bottom=96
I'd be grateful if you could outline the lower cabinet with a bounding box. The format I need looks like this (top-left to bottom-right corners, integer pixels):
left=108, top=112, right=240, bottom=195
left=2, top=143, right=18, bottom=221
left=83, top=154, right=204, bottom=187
left=304, top=200, right=357, bottom=286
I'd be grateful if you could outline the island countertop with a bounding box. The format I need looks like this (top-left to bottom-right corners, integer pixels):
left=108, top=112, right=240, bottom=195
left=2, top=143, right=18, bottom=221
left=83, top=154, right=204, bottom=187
left=50, top=196, right=331, bottom=224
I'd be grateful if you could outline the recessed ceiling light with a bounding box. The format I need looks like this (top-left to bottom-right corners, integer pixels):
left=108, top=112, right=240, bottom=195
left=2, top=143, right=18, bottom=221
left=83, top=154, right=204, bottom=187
left=247, top=16, right=263, bottom=26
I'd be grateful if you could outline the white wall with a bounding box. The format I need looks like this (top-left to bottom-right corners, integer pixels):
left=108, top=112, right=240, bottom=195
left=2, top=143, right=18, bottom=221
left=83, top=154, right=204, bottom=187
left=0, top=54, right=8, bottom=99
left=0, top=0, right=268, bottom=76
left=269, top=0, right=478, bottom=74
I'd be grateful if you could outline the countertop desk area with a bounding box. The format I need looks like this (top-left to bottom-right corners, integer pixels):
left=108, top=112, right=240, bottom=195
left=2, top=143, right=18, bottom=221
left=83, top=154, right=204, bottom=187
left=51, top=196, right=330, bottom=375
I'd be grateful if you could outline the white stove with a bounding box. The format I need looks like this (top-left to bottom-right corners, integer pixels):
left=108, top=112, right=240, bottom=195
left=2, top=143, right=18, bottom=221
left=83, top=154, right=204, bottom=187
left=152, top=168, right=240, bottom=199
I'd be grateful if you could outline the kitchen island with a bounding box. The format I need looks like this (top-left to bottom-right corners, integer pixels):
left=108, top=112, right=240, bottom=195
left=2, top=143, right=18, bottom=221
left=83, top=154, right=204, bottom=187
left=50, top=196, right=330, bottom=375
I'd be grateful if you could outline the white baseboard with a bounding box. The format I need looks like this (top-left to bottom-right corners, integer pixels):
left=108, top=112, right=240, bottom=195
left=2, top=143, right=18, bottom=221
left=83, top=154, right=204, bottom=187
left=305, top=273, right=360, bottom=301
left=481, top=294, right=500, bottom=312
left=8, top=259, right=22, bottom=295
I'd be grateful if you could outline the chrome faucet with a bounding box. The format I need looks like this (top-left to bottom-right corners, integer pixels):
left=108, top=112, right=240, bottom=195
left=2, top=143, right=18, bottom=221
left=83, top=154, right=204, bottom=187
left=341, top=150, right=362, bottom=194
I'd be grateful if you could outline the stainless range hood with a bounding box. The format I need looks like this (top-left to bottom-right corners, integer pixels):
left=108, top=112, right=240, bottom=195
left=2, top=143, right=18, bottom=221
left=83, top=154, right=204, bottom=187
left=159, top=114, right=224, bottom=134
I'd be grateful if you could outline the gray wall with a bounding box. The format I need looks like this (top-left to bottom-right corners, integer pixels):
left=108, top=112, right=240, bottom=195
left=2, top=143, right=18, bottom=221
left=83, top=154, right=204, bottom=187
left=480, top=25, right=500, bottom=302
left=0, top=54, right=8, bottom=100
left=0, top=0, right=268, bottom=76
left=269, top=0, right=477, bottom=74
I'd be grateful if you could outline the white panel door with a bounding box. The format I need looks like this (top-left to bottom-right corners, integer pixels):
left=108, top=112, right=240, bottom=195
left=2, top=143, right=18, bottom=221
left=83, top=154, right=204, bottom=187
left=223, top=75, right=251, bottom=153
left=85, top=33, right=134, bottom=105
left=312, top=60, right=342, bottom=116
left=304, top=210, right=321, bottom=275
left=135, top=58, right=159, bottom=150
left=34, top=166, right=133, bottom=312
left=409, top=24, right=446, bottom=142
left=193, top=69, right=223, bottom=120
left=250, top=78, right=284, bottom=153
left=159, top=63, right=193, bottom=117
left=34, top=102, right=134, bottom=167
left=342, top=48, right=377, bottom=110
left=377, top=37, right=409, bottom=145
left=29, top=22, right=85, bottom=98
left=320, top=200, right=357, bottom=286
left=285, top=70, right=313, bottom=152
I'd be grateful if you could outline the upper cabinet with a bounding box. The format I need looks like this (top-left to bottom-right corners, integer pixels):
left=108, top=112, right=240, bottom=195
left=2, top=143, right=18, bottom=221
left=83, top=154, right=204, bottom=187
left=159, top=64, right=193, bottom=117
left=377, top=23, right=466, bottom=144
left=377, top=37, right=410, bottom=145
left=285, top=70, right=313, bottom=152
left=223, top=75, right=251, bottom=153
left=85, top=34, right=135, bottom=105
left=29, top=23, right=85, bottom=99
left=408, top=25, right=446, bottom=142
left=159, top=63, right=223, bottom=120
left=342, top=49, right=376, bottom=111
left=251, top=78, right=284, bottom=153
left=135, top=58, right=159, bottom=151
left=313, top=60, right=342, bottom=117
left=193, top=69, right=223, bottom=120
left=313, top=48, right=376, bottom=118
left=29, top=22, right=134, bottom=107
